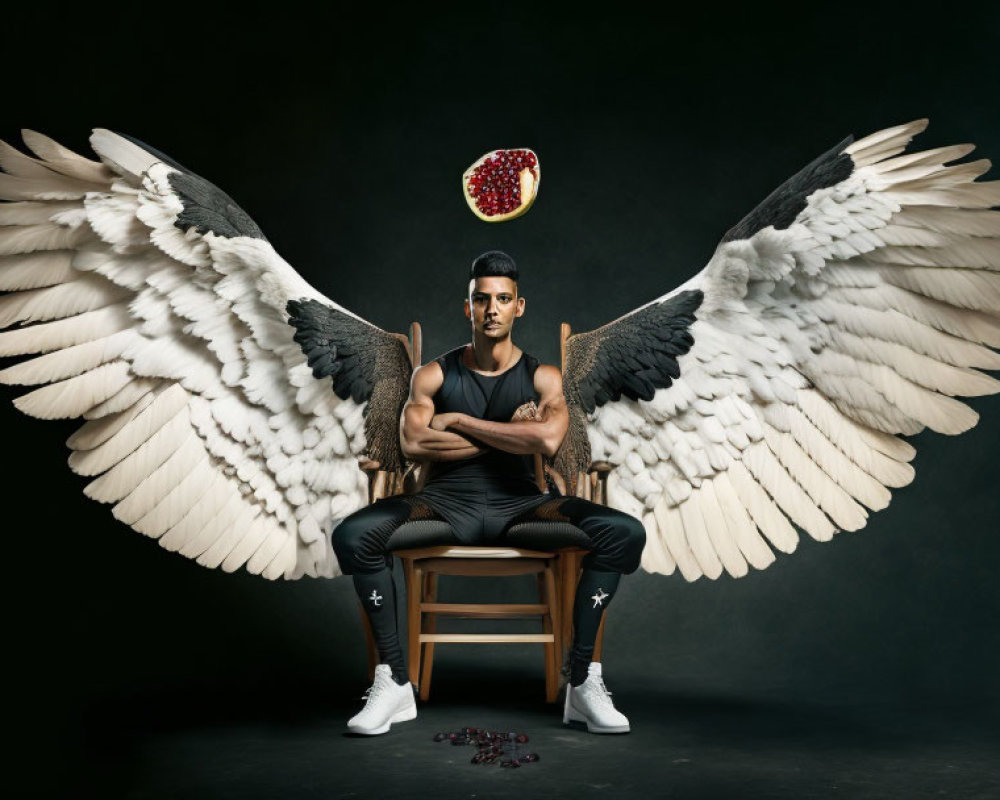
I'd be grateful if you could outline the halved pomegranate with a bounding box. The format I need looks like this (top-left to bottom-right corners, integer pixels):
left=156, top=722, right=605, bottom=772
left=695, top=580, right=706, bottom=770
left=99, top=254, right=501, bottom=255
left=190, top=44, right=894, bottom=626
left=463, top=148, right=540, bottom=222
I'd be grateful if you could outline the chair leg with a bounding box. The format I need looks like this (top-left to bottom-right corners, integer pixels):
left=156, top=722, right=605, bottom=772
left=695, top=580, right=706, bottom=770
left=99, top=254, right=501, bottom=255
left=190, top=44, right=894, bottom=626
left=359, top=598, right=378, bottom=683
left=541, top=565, right=559, bottom=703
left=404, top=558, right=421, bottom=687
left=536, top=572, right=549, bottom=700
left=419, top=571, right=438, bottom=702
left=557, top=553, right=567, bottom=662
left=560, top=552, right=578, bottom=665
left=546, top=561, right=561, bottom=672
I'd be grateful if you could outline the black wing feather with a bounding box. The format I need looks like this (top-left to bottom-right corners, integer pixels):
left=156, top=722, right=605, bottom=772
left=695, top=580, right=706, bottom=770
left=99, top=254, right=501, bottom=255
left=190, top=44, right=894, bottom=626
left=721, top=135, right=854, bottom=243
left=286, top=298, right=412, bottom=471
left=555, top=289, right=703, bottom=487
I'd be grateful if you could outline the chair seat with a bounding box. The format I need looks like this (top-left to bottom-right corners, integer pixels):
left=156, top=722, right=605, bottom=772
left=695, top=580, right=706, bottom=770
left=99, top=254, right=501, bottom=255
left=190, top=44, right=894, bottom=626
left=386, top=518, right=593, bottom=551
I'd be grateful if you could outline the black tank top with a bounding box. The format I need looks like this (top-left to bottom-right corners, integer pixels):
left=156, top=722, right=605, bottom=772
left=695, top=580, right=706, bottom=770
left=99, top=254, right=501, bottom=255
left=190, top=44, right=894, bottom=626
left=424, top=344, right=541, bottom=489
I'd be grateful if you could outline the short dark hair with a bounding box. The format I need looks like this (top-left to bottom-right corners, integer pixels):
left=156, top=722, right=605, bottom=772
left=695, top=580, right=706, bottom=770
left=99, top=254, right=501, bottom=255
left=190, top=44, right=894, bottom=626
left=470, top=250, right=518, bottom=283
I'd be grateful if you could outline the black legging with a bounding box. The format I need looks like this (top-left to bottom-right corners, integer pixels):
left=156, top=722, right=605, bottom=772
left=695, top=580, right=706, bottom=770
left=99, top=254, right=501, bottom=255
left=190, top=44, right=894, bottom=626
left=333, top=493, right=646, bottom=688
left=332, top=494, right=646, bottom=576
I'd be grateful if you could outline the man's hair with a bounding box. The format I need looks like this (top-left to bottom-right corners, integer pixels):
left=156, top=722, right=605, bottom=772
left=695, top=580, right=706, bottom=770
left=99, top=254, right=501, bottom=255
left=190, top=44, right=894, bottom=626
left=470, top=250, right=519, bottom=283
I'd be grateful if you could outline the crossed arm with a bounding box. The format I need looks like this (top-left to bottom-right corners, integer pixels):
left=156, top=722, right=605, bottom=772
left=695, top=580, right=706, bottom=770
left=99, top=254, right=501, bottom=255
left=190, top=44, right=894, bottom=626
left=399, top=362, right=569, bottom=461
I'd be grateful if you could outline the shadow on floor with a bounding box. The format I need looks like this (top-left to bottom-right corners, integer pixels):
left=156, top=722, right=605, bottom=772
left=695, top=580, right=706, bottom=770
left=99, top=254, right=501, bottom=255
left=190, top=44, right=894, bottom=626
left=46, top=664, right=998, bottom=800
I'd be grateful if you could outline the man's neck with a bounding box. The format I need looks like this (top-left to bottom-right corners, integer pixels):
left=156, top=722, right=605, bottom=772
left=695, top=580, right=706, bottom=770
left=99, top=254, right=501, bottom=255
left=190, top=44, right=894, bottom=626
left=466, top=333, right=520, bottom=374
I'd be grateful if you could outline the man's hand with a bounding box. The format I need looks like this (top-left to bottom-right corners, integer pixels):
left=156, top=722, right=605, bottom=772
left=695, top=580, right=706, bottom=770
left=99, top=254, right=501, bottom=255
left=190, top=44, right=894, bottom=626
left=510, top=400, right=538, bottom=422
left=429, top=412, right=464, bottom=432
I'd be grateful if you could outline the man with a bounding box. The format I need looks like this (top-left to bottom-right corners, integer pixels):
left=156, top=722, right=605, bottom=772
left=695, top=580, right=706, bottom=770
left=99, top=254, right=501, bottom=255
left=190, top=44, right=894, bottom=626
left=332, top=251, right=646, bottom=735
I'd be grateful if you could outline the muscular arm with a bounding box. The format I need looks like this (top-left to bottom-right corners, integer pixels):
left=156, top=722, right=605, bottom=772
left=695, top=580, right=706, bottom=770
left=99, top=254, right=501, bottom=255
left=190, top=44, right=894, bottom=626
left=399, top=362, right=486, bottom=461
left=438, top=364, right=570, bottom=459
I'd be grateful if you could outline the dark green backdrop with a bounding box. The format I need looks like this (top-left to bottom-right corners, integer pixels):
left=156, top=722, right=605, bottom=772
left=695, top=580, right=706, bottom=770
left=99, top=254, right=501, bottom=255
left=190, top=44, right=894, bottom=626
left=2, top=2, right=998, bottom=789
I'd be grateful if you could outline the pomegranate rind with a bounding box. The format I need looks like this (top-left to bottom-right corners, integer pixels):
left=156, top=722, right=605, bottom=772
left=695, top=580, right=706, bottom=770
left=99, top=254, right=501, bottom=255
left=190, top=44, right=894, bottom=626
left=462, top=148, right=540, bottom=222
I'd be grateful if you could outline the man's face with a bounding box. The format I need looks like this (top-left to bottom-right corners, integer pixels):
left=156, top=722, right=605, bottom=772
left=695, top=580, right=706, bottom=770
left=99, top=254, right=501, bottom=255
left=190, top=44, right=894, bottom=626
left=464, top=276, right=524, bottom=339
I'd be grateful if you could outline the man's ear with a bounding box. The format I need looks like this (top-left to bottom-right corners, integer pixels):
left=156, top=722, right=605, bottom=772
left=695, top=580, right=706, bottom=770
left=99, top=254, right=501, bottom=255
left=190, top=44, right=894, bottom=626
left=464, top=298, right=471, bottom=319
left=515, top=296, right=525, bottom=317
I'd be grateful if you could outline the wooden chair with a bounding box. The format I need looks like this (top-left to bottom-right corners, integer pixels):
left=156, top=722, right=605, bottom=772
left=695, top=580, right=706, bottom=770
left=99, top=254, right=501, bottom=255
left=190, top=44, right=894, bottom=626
left=393, top=537, right=565, bottom=702
left=357, top=322, right=614, bottom=703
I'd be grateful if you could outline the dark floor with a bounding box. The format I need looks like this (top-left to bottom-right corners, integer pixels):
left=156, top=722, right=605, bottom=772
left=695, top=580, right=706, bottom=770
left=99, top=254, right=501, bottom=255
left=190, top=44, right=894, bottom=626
left=40, top=659, right=1000, bottom=800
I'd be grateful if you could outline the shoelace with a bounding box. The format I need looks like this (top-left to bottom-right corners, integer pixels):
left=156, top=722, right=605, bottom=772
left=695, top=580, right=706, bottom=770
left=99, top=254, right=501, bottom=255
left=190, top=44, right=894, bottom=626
left=360, top=677, right=387, bottom=705
left=587, top=676, right=615, bottom=709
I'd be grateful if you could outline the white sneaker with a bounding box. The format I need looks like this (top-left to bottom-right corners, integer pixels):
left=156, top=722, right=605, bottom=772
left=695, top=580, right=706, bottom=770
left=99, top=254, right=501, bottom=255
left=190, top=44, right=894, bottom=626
left=347, top=664, right=417, bottom=735
left=562, top=662, right=630, bottom=734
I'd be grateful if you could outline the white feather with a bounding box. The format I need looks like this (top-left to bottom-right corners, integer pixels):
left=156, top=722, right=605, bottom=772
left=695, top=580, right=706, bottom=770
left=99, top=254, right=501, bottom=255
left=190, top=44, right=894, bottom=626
left=713, top=472, right=775, bottom=570
left=83, top=377, right=162, bottom=419
left=132, top=457, right=219, bottom=537
left=0, top=250, right=76, bottom=290
left=67, top=389, right=156, bottom=450
left=0, top=329, right=136, bottom=386
left=246, top=518, right=293, bottom=577
left=652, top=499, right=701, bottom=581
left=83, top=406, right=191, bottom=503
left=12, top=360, right=134, bottom=419
left=20, top=130, right=114, bottom=184
left=68, top=383, right=189, bottom=475
left=0, top=304, right=133, bottom=356
left=158, top=472, right=235, bottom=552
left=221, top=513, right=274, bottom=573
left=112, top=432, right=206, bottom=524
left=197, top=503, right=263, bottom=569
left=179, top=488, right=249, bottom=558
left=0, top=200, right=83, bottom=226
left=727, top=460, right=798, bottom=554
left=89, top=129, right=161, bottom=182
left=262, top=534, right=298, bottom=580
left=742, top=443, right=836, bottom=541
left=677, top=488, right=724, bottom=579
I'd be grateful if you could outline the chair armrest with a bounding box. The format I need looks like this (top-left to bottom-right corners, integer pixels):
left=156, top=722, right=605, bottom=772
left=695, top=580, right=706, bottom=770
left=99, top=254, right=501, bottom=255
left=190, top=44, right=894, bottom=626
left=555, top=461, right=616, bottom=504
left=361, top=459, right=420, bottom=504
left=585, top=461, right=614, bottom=505
left=360, top=462, right=387, bottom=504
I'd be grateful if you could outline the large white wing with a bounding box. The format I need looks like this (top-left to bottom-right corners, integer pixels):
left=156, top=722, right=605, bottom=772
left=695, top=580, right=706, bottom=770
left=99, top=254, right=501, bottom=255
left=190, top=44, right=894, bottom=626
left=0, top=129, right=412, bottom=579
left=559, top=119, right=1000, bottom=581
